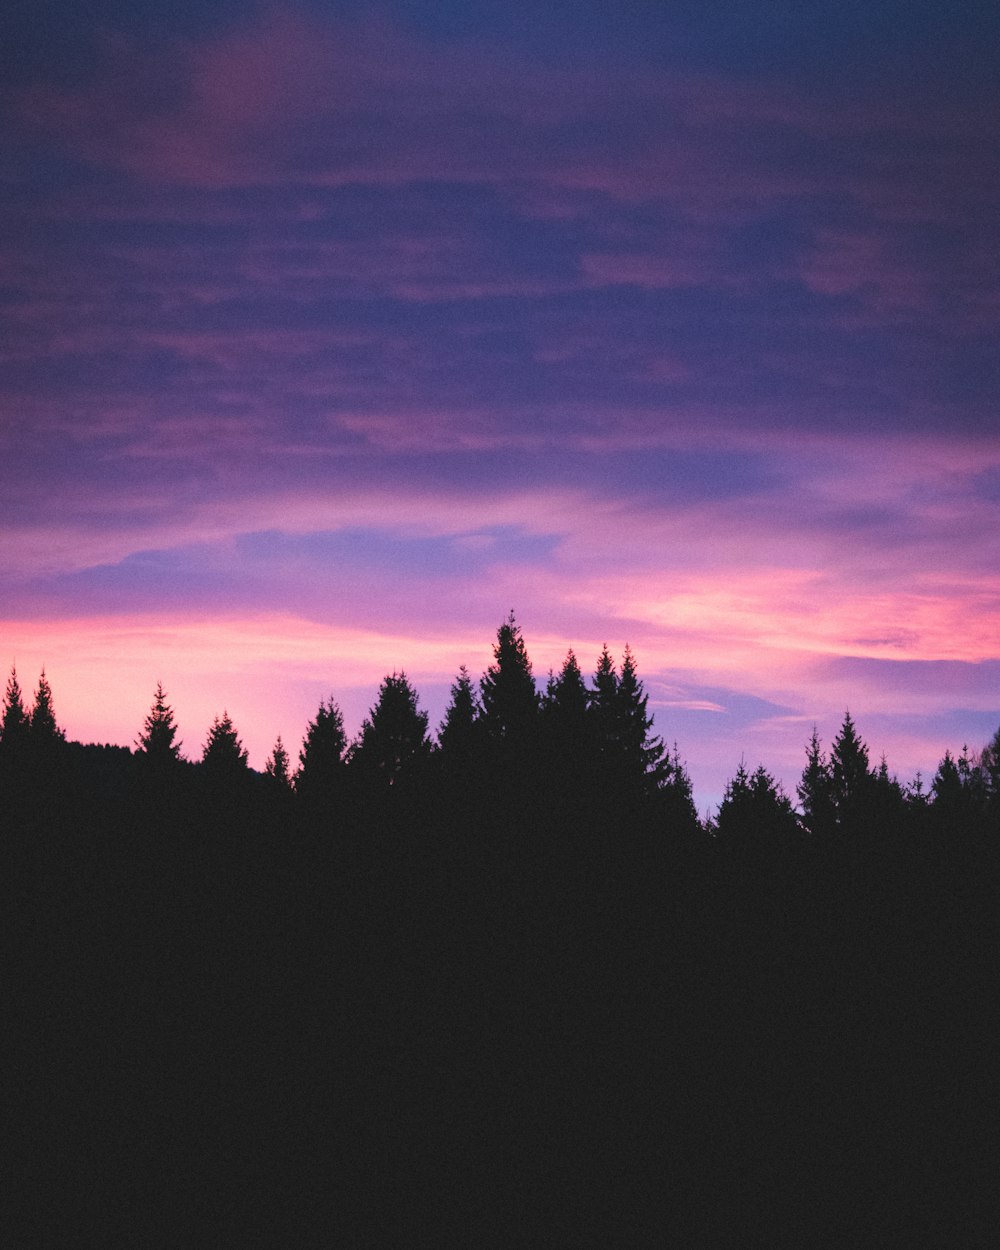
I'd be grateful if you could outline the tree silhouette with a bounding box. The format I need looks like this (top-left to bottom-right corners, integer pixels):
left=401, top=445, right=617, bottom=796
left=1, top=666, right=30, bottom=757
left=352, top=672, right=431, bottom=792
left=589, top=644, right=619, bottom=760
left=264, top=735, right=292, bottom=791
left=479, top=611, right=538, bottom=744
left=617, top=644, right=667, bottom=787
left=438, top=665, right=481, bottom=770
left=135, top=682, right=182, bottom=765
left=717, top=760, right=798, bottom=847
left=830, top=711, right=873, bottom=835
left=30, top=669, right=64, bottom=746
left=201, top=711, right=249, bottom=775
left=295, top=696, right=348, bottom=808
left=655, top=741, right=701, bottom=836
left=797, top=727, right=835, bottom=838
left=545, top=650, right=590, bottom=733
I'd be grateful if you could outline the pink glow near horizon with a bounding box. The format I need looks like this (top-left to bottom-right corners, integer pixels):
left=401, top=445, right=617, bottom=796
left=3, top=4, right=998, bottom=809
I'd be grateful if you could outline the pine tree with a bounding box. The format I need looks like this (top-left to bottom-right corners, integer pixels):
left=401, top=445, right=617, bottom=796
left=479, top=611, right=538, bottom=744
left=438, top=665, right=480, bottom=768
left=352, top=672, right=430, bottom=791
left=717, top=761, right=797, bottom=845
left=30, top=669, right=64, bottom=745
left=295, top=696, right=348, bottom=803
left=135, top=682, right=182, bottom=764
left=830, top=711, right=873, bottom=835
left=201, top=711, right=249, bottom=775
left=797, top=727, right=835, bottom=838
left=589, top=645, right=619, bottom=760
left=1, top=666, right=30, bottom=753
left=264, top=735, right=292, bottom=791
left=548, top=650, right=588, bottom=719
left=656, top=742, right=701, bottom=837
left=617, top=644, right=667, bottom=785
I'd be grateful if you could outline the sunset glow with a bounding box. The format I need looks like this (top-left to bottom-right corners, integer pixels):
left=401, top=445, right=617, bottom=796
left=3, top=1, right=998, bottom=807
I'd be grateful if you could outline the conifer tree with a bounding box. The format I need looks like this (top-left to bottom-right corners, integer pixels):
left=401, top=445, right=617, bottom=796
left=296, top=696, right=348, bottom=802
left=979, top=726, right=1000, bottom=801
left=264, top=735, right=292, bottom=791
left=30, top=669, right=64, bottom=745
left=1, top=666, right=30, bottom=753
left=656, top=741, right=701, bottom=836
left=830, top=711, right=873, bottom=834
left=931, top=750, right=964, bottom=826
left=201, top=711, right=249, bottom=775
left=546, top=650, right=589, bottom=727
left=479, top=611, right=538, bottom=743
left=590, top=645, right=619, bottom=759
left=438, top=665, right=480, bottom=767
left=717, top=760, right=797, bottom=845
left=136, top=682, right=182, bottom=764
left=352, top=672, right=430, bottom=790
left=617, top=644, right=667, bottom=784
left=797, top=727, right=835, bottom=837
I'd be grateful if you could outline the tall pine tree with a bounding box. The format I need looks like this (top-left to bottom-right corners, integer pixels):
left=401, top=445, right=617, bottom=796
left=797, top=727, right=835, bottom=838
left=30, top=669, right=64, bottom=746
left=1, top=666, right=30, bottom=752
left=479, top=612, right=538, bottom=745
left=295, top=695, right=348, bottom=810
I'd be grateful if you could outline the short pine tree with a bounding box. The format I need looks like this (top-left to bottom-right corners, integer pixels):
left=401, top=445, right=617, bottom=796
left=201, top=711, right=249, bottom=775
left=264, top=735, right=292, bottom=791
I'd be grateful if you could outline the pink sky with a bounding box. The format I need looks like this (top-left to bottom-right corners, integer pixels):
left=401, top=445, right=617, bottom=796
left=2, top=3, right=999, bottom=808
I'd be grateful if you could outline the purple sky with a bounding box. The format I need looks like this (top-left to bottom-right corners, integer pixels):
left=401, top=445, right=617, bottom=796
left=2, top=1, right=999, bottom=810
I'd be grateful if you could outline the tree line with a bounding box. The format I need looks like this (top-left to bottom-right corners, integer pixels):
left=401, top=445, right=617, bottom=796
left=3, top=611, right=998, bottom=843
left=4, top=613, right=998, bottom=1246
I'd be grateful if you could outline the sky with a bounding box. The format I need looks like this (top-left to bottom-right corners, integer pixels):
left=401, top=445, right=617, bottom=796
left=2, top=0, right=999, bottom=811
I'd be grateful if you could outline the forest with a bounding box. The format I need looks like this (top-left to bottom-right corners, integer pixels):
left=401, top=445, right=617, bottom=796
left=4, top=613, right=999, bottom=1246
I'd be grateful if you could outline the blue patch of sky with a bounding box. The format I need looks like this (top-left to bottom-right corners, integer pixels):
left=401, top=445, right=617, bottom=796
left=649, top=682, right=796, bottom=729
left=236, top=526, right=560, bottom=576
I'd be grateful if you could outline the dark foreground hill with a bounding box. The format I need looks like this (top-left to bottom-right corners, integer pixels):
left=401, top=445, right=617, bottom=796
left=3, top=765, right=998, bottom=1248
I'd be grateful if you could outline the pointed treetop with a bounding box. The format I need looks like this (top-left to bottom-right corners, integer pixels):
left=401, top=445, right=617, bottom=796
left=2, top=665, right=30, bottom=746
left=202, top=710, right=249, bottom=772
left=264, top=735, right=292, bottom=789
left=438, top=664, right=480, bottom=756
left=30, top=668, right=64, bottom=743
left=479, top=611, right=538, bottom=740
left=136, top=681, right=181, bottom=761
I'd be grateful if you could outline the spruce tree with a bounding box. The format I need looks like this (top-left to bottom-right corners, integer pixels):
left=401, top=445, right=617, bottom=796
left=830, top=711, right=873, bottom=835
left=30, top=669, right=64, bottom=745
left=352, top=672, right=430, bottom=791
left=616, top=644, right=667, bottom=785
left=546, top=650, right=589, bottom=729
left=1, top=666, right=30, bottom=753
left=136, top=682, right=182, bottom=764
left=264, top=735, right=292, bottom=791
left=295, top=696, right=348, bottom=804
left=797, top=727, right=835, bottom=838
left=438, top=665, right=480, bottom=768
left=717, top=760, right=797, bottom=846
left=201, top=711, right=249, bottom=775
left=479, top=611, right=538, bottom=744
left=590, top=644, right=619, bottom=761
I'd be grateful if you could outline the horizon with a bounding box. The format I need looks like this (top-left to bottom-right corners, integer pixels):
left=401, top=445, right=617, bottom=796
left=2, top=1, right=998, bottom=814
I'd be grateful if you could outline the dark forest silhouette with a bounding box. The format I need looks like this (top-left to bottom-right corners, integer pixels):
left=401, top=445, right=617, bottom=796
left=3, top=614, right=999, bottom=1246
